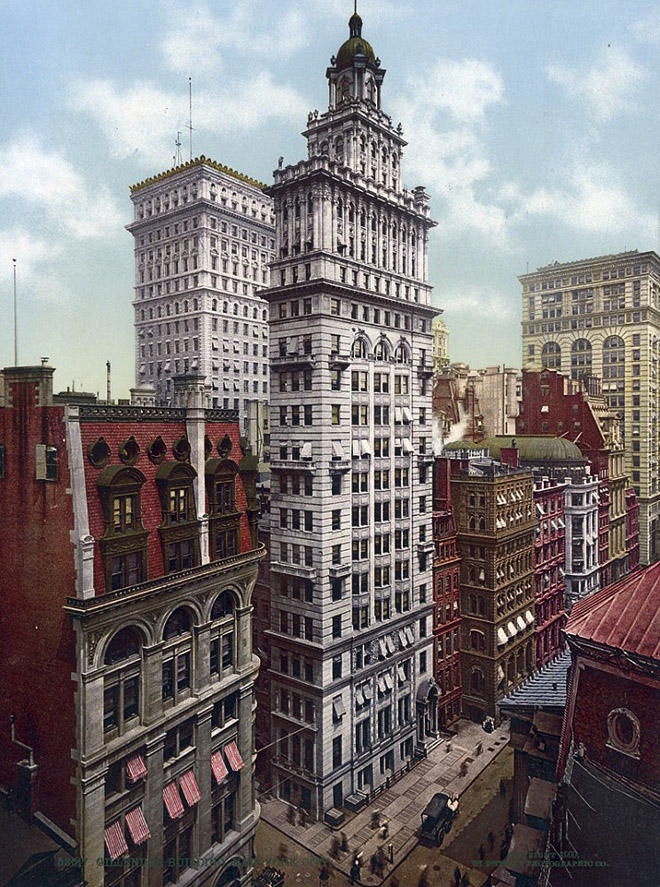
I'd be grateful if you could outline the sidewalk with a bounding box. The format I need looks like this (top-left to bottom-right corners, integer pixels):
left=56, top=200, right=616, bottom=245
left=259, top=719, right=510, bottom=885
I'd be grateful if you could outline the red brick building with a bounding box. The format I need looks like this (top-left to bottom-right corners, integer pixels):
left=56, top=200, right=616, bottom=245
left=0, top=365, right=264, bottom=887
left=532, top=477, right=567, bottom=670
left=432, top=459, right=462, bottom=729
left=518, top=369, right=636, bottom=585
left=553, top=563, right=660, bottom=886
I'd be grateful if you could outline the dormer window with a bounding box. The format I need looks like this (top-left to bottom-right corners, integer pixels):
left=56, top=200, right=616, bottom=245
left=206, top=459, right=242, bottom=562
left=97, top=466, right=148, bottom=592
left=156, top=462, right=200, bottom=574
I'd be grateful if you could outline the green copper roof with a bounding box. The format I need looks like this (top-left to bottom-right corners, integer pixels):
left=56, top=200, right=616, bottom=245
left=481, top=436, right=584, bottom=463
left=443, top=440, right=486, bottom=451
left=336, top=13, right=376, bottom=70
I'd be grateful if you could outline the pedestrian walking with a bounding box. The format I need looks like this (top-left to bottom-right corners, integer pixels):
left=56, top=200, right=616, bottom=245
left=418, top=864, right=429, bottom=887
left=461, top=874, right=470, bottom=887
left=380, top=817, right=389, bottom=839
left=340, top=831, right=348, bottom=853
left=478, top=843, right=486, bottom=860
left=499, top=777, right=506, bottom=796
left=390, top=877, right=400, bottom=887
left=370, top=852, right=378, bottom=875
left=319, top=862, right=330, bottom=886
left=454, top=866, right=462, bottom=887
left=350, top=862, right=359, bottom=885
left=487, top=830, right=495, bottom=851
left=387, top=841, right=394, bottom=864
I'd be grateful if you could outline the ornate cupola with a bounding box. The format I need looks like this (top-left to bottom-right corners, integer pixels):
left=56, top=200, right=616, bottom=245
left=327, top=11, right=385, bottom=110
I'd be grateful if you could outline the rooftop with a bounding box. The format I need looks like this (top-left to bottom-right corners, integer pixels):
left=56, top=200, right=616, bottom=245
left=499, top=649, right=571, bottom=710
left=130, top=155, right=267, bottom=194
left=482, top=435, right=585, bottom=464
left=566, top=562, right=660, bottom=660
left=518, top=249, right=659, bottom=278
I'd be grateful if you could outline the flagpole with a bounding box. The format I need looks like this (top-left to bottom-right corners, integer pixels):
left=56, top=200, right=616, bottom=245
left=12, top=258, right=17, bottom=366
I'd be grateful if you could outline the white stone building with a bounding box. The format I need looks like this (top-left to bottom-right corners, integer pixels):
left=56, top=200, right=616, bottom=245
left=127, top=158, right=275, bottom=434
left=260, top=11, right=439, bottom=818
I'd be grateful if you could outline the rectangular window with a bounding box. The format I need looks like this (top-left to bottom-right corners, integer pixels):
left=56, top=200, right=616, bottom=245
left=35, top=444, right=58, bottom=481
left=110, top=551, right=144, bottom=591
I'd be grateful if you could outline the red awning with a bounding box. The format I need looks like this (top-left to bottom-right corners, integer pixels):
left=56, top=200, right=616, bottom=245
left=179, top=769, right=201, bottom=806
left=104, top=821, right=128, bottom=860
left=224, top=740, right=244, bottom=772
left=126, top=753, right=147, bottom=783
left=163, top=782, right=184, bottom=820
left=211, top=749, right=228, bottom=784
left=125, top=806, right=151, bottom=845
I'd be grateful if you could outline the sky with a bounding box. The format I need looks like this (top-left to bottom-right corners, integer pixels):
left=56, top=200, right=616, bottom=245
left=1, top=0, right=659, bottom=398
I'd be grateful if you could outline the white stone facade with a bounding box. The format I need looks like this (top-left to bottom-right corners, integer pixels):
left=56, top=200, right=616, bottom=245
left=520, top=250, right=660, bottom=563
left=261, top=13, right=439, bottom=818
left=128, top=159, right=275, bottom=430
left=563, top=471, right=600, bottom=608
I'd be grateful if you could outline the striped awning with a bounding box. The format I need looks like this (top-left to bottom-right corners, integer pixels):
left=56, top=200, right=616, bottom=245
left=125, top=806, right=151, bottom=846
left=224, top=741, right=244, bottom=772
left=211, top=749, right=228, bottom=785
left=126, top=753, right=147, bottom=783
left=163, top=782, right=185, bottom=820
left=104, top=821, right=128, bottom=861
left=179, top=770, right=201, bottom=806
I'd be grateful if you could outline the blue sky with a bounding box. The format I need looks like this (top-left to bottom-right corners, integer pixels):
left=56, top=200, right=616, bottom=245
left=2, top=0, right=658, bottom=397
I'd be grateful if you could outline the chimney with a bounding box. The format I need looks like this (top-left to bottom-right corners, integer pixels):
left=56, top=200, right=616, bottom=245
left=106, top=360, right=111, bottom=404
left=500, top=438, right=519, bottom=469
left=10, top=715, right=38, bottom=820
left=1, top=364, right=54, bottom=407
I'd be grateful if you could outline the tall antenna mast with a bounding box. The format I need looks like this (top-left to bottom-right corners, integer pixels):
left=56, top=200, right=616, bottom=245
left=12, top=258, right=17, bottom=366
left=175, top=131, right=183, bottom=166
left=187, top=77, right=193, bottom=161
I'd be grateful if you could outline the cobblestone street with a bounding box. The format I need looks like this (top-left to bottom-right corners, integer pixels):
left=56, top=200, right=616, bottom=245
left=254, top=720, right=513, bottom=886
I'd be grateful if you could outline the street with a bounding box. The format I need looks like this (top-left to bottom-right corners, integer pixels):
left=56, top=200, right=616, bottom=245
left=254, top=745, right=513, bottom=887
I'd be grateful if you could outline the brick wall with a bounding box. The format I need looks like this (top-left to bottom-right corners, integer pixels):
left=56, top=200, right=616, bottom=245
left=572, top=662, right=660, bottom=791
left=79, top=419, right=253, bottom=594
left=0, top=384, right=76, bottom=833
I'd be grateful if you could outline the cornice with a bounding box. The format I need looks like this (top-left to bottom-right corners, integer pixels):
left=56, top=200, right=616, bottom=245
left=130, top=155, right=268, bottom=194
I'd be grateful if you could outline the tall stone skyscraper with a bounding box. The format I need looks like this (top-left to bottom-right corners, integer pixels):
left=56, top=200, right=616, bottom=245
left=128, top=158, right=275, bottom=435
left=261, top=11, right=439, bottom=817
left=521, top=250, right=660, bottom=564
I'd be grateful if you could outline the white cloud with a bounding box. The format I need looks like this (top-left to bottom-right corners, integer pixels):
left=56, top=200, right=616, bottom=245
left=0, top=136, right=122, bottom=239
left=161, top=1, right=309, bottom=75
left=393, top=58, right=509, bottom=243
left=71, top=75, right=308, bottom=166
left=408, top=58, right=504, bottom=122
left=546, top=46, right=647, bottom=123
left=509, top=163, right=657, bottom=240
left=0, top=230, right=61, bottom=285
left=630, top=7, right=660, bottom=43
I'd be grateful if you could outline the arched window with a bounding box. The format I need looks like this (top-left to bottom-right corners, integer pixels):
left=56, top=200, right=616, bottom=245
left=541, top=341, right=561, bottom=370
left=210, top=592, right=236, bottom=681
left=351, top=337, right=368, bottom=360
left=103, top=627, right=143, bottom=736
left=470, top=630, right=485, bottom=652
left=374, top=340, right=389, bottom=361
left=162, top=608, right=193, bottom=706
left=470, top=668, right=485, bottom=696
left=571, top=339, right=592, bottom=381
left=394, top=343, right=410, bottom=364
